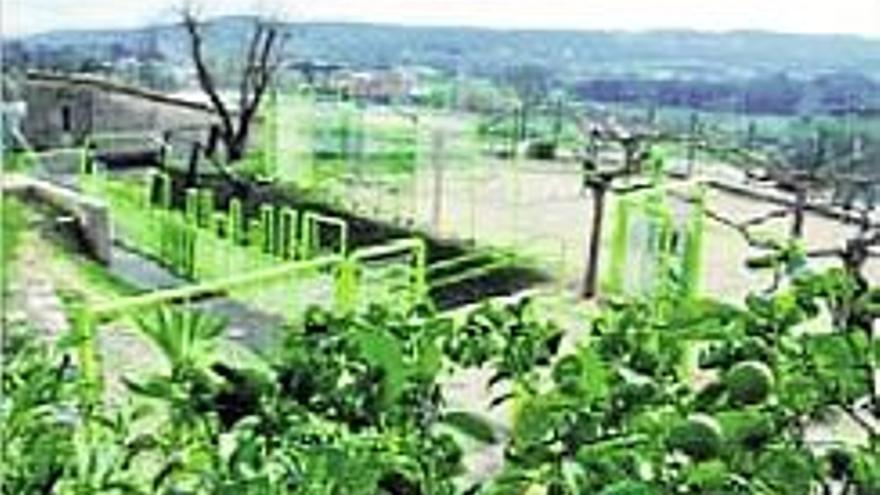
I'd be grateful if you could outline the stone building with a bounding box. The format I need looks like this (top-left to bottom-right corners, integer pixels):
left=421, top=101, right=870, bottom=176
left=20, top=71, right=218, bottom=150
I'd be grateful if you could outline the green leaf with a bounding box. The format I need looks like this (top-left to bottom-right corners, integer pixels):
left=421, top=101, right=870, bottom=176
left=684, top=460, right=729, bottom=491
left=577, top=436, right=650, bottom=466
left=599, top=480, right=658, bottom=495
left=513, top=393, right=566, bottom=446
left=122, top=376, right=176, bottom=400
left=414, top=339, right=443, bottom=380
left=440, top=411, right=498, bottom=444
left=577, top=345, right=610, bottom=403
left=756, top=446, right=817, bottom=495
left=355, top=329, right=407, bottom=406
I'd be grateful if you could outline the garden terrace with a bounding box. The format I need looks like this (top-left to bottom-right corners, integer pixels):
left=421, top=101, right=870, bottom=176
left=149, top=166, right=551, bottom=309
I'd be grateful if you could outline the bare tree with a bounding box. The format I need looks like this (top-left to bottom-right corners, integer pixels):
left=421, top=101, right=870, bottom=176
left=579, top=120, right=662, bottom=298
left=181, top=8, right=286, bottom=164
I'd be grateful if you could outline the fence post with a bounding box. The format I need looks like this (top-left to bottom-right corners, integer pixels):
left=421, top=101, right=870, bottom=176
left=150, top=171, right=172, bottom=209
left=280, top=207, right=299, bottom=259
left=228, top=198, right=243, bottom=245
left=170, top=219, right=182, bottom=275
left=185, top=188, right=199, bottom=224
left=198, top=189, right=215, bottom=228
left=260, top=204, right=275, bottom=255
left=682, top=186, right=706, bottom=299
left=301, top=212, right=313, bottom=260
left=606, top=196, right=630, bottom=296
left=248, top=217, right=263, bottom=269
left=79, top=139, right=94, bottom=176
left=183, top=189, right=199, bottom=277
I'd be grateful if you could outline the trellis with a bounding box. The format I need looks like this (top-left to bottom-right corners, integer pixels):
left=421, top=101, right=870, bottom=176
left=261, top=90, right=317, bottom=185
left=259, top=90, right=420, bottom=190
left=604, top=180, right=706, bottom=302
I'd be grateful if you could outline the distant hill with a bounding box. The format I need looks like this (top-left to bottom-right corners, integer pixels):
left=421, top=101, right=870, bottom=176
left=11, top=17, right=880, bottom=81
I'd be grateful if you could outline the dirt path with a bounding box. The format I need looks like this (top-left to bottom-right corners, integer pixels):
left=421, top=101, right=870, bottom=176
left=6, top=230, right=70, bottom=338
left=6, top=213, right=162, bottom=400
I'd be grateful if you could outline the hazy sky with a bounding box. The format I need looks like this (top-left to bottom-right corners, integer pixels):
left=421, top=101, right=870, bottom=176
left=4, top=0, right=880, bottom=38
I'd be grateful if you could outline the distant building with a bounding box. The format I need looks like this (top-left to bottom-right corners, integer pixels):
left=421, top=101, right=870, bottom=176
left=331, top=67, right=417, bottom=103
left=286, top=60, right=346, bottom=88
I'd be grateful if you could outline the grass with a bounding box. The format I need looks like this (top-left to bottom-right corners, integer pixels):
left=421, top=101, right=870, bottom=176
left=1, top=198, right=26, bottom=291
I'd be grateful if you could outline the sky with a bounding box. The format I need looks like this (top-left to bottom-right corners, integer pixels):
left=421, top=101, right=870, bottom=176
left=4, top=0, right=880, bottom=38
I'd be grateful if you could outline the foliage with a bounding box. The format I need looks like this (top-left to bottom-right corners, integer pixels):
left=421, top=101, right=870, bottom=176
left=442, top=298, right=564, bottom=401
left=6, top=246, right=880, bottom=494
left=482, top=264, right=880, bottom=494
left=1, top=198, right=26, bottom=291
left=5, top=300, right=541, bottom=494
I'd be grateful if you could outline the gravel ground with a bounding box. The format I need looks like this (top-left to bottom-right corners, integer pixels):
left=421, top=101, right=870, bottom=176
left=329, top=158, right=880, bottom=302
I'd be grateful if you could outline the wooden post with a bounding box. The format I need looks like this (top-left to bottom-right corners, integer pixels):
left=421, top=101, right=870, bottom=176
left=186, top=142, right=202, bottom=188
left=792, top=186, right=806, bottom=239
left=185, top=188, right=199, bottom=224
left=583, top=176, right=609, bottom=298
left=280, top=207, right=298, bottom=260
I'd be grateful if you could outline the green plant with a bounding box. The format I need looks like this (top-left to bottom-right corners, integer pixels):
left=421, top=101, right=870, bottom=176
left=1, top=198, right=26, bottom=292
left=7, top=234, right=880, bottom=494
left=479, top=261, right=880, bottom=494
left=116, top=303, right=503, bottom=494
left=443, top=298, right=564, bottom=403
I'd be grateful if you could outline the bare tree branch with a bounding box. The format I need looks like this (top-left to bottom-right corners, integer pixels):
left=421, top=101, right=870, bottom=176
left=182, top=10, right=234, bottom=143
left=238, top=22, right=264, bottom=114
left=180, top=9, right=286, bottom=164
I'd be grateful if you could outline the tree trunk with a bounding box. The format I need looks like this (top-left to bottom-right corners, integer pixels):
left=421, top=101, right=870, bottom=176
left=205, top=125, right=221, bottom=160
left=226, top=136, right=248, bottom=163
left=791, top=187, right=806, bottom=239
left=583, top=180, right=608, bottom=298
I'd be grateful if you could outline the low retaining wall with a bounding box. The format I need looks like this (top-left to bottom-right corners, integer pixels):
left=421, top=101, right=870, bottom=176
left=2, top=174, right=112, bottom=263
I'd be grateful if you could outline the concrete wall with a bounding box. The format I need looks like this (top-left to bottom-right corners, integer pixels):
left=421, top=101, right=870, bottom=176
left=2, top=174, right=112, bottom=264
